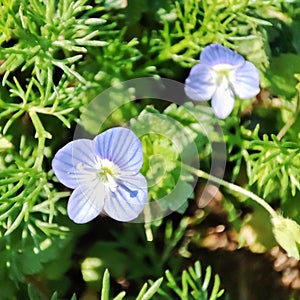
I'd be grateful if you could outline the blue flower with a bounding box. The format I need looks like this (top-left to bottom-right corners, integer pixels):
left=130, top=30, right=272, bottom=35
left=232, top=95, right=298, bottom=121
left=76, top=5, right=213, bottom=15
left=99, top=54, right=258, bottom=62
left=185, top=43, right=260, bottom=119
left=52, top=127, right=148, bottom=223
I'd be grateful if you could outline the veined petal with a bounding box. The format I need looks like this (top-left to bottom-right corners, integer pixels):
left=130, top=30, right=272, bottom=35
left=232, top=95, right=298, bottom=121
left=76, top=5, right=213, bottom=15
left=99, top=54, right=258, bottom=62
left=230, top=61, right=260, bottom=99
left=185, top=64, right=216, bottom=101
left=52, top=139, right=96, bottom=189
left=68, top=180, right=106, bottom=224
left=94, top=127, right=143, bottom=173
left=200, top=44, right=244, bottom=67
left=103, top=173, right=148, bottom=221
left=211, top=80, right=235, bottom=119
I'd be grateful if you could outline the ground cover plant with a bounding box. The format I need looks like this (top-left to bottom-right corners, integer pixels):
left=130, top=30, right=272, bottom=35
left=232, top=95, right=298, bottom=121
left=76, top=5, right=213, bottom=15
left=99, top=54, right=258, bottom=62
left=1, top=0, right=300, bottom=299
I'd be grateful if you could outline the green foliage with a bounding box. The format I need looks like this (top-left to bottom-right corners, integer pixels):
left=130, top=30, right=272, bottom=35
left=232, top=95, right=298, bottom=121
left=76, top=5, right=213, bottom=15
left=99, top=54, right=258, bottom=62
left=96, top=261, right=223, bottom=300
left=157, top=0, right=275, bottom=68
left=0, top=0, right=156, bottom=294
left=246, top=134, right=300, bottom=201
left=0, top=0, right=107, bottom=81
left=155, top=261, right=224, bottom=300
left=0, top=0, right=120, bottom=239
left=223, top=111, right=300, bottom=203
left=81, top=218, right=188, bottom=288
left=43, top=261, right=224, bottom=300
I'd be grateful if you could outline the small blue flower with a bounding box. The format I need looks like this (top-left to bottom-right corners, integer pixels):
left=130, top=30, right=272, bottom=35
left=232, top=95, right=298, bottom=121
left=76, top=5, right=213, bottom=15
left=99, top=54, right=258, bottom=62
left=52, top=127, right=148, bottom=223
left=185, top=43, right=260, bottom=119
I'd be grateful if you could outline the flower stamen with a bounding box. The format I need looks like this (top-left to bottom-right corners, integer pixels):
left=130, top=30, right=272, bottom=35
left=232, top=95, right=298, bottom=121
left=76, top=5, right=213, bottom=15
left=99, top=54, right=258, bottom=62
left=97, top=159, right=120, bottom=192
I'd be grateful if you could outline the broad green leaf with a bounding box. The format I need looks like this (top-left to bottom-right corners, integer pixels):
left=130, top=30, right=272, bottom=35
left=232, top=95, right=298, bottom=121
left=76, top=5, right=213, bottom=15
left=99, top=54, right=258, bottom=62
left=18, top=249, right=43, bottom=275
left=266, top=54, right=300, bottom=98
left=272, top=215, right=300, bottom=260
left=131, top=107, right=197, bottom=211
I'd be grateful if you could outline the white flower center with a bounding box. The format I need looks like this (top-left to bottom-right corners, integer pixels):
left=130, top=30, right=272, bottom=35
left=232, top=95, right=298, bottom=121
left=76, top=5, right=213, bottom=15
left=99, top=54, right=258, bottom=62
left=96, top=159, right=120, bottom=192
left=211, top=64, right=235, bottom=86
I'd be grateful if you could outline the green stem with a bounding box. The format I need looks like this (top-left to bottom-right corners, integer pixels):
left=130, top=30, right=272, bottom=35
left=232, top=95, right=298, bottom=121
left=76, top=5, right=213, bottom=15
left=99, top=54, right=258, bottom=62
left=34, top=135, right=46, bottom=171
left=184, top=165, right=278, bottom=219
left=144, top=201, right=153, bottom=242
left=29, top=110, right=52, bottom=171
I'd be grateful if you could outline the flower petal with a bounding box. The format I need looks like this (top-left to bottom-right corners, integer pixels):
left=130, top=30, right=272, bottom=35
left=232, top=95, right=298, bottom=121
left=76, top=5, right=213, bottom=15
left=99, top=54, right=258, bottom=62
left=211, top=80, right=235, bottom=119
left=94, top=127, right=143, bottom=173
left=230, top=61, right=260, bottom=99
left=68, top=180, right=106, bottom=224
left=200, top=43, right=244, bottom=67
left=52, top=139, right=96, bottom=189
left=103, top=173, right=148, bottom=221
left=185, top=64, right=216, bottom=100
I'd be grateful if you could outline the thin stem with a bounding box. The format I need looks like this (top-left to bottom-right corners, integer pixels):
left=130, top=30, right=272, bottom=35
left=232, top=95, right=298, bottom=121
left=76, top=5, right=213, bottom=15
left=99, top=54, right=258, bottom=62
left=183, top=165, right=278, bottom=219
left=29, top=110, right=51, bottom=171
left=34, top=136, right=46, bottom=171
left=144, top=201, right=153, bottom=242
